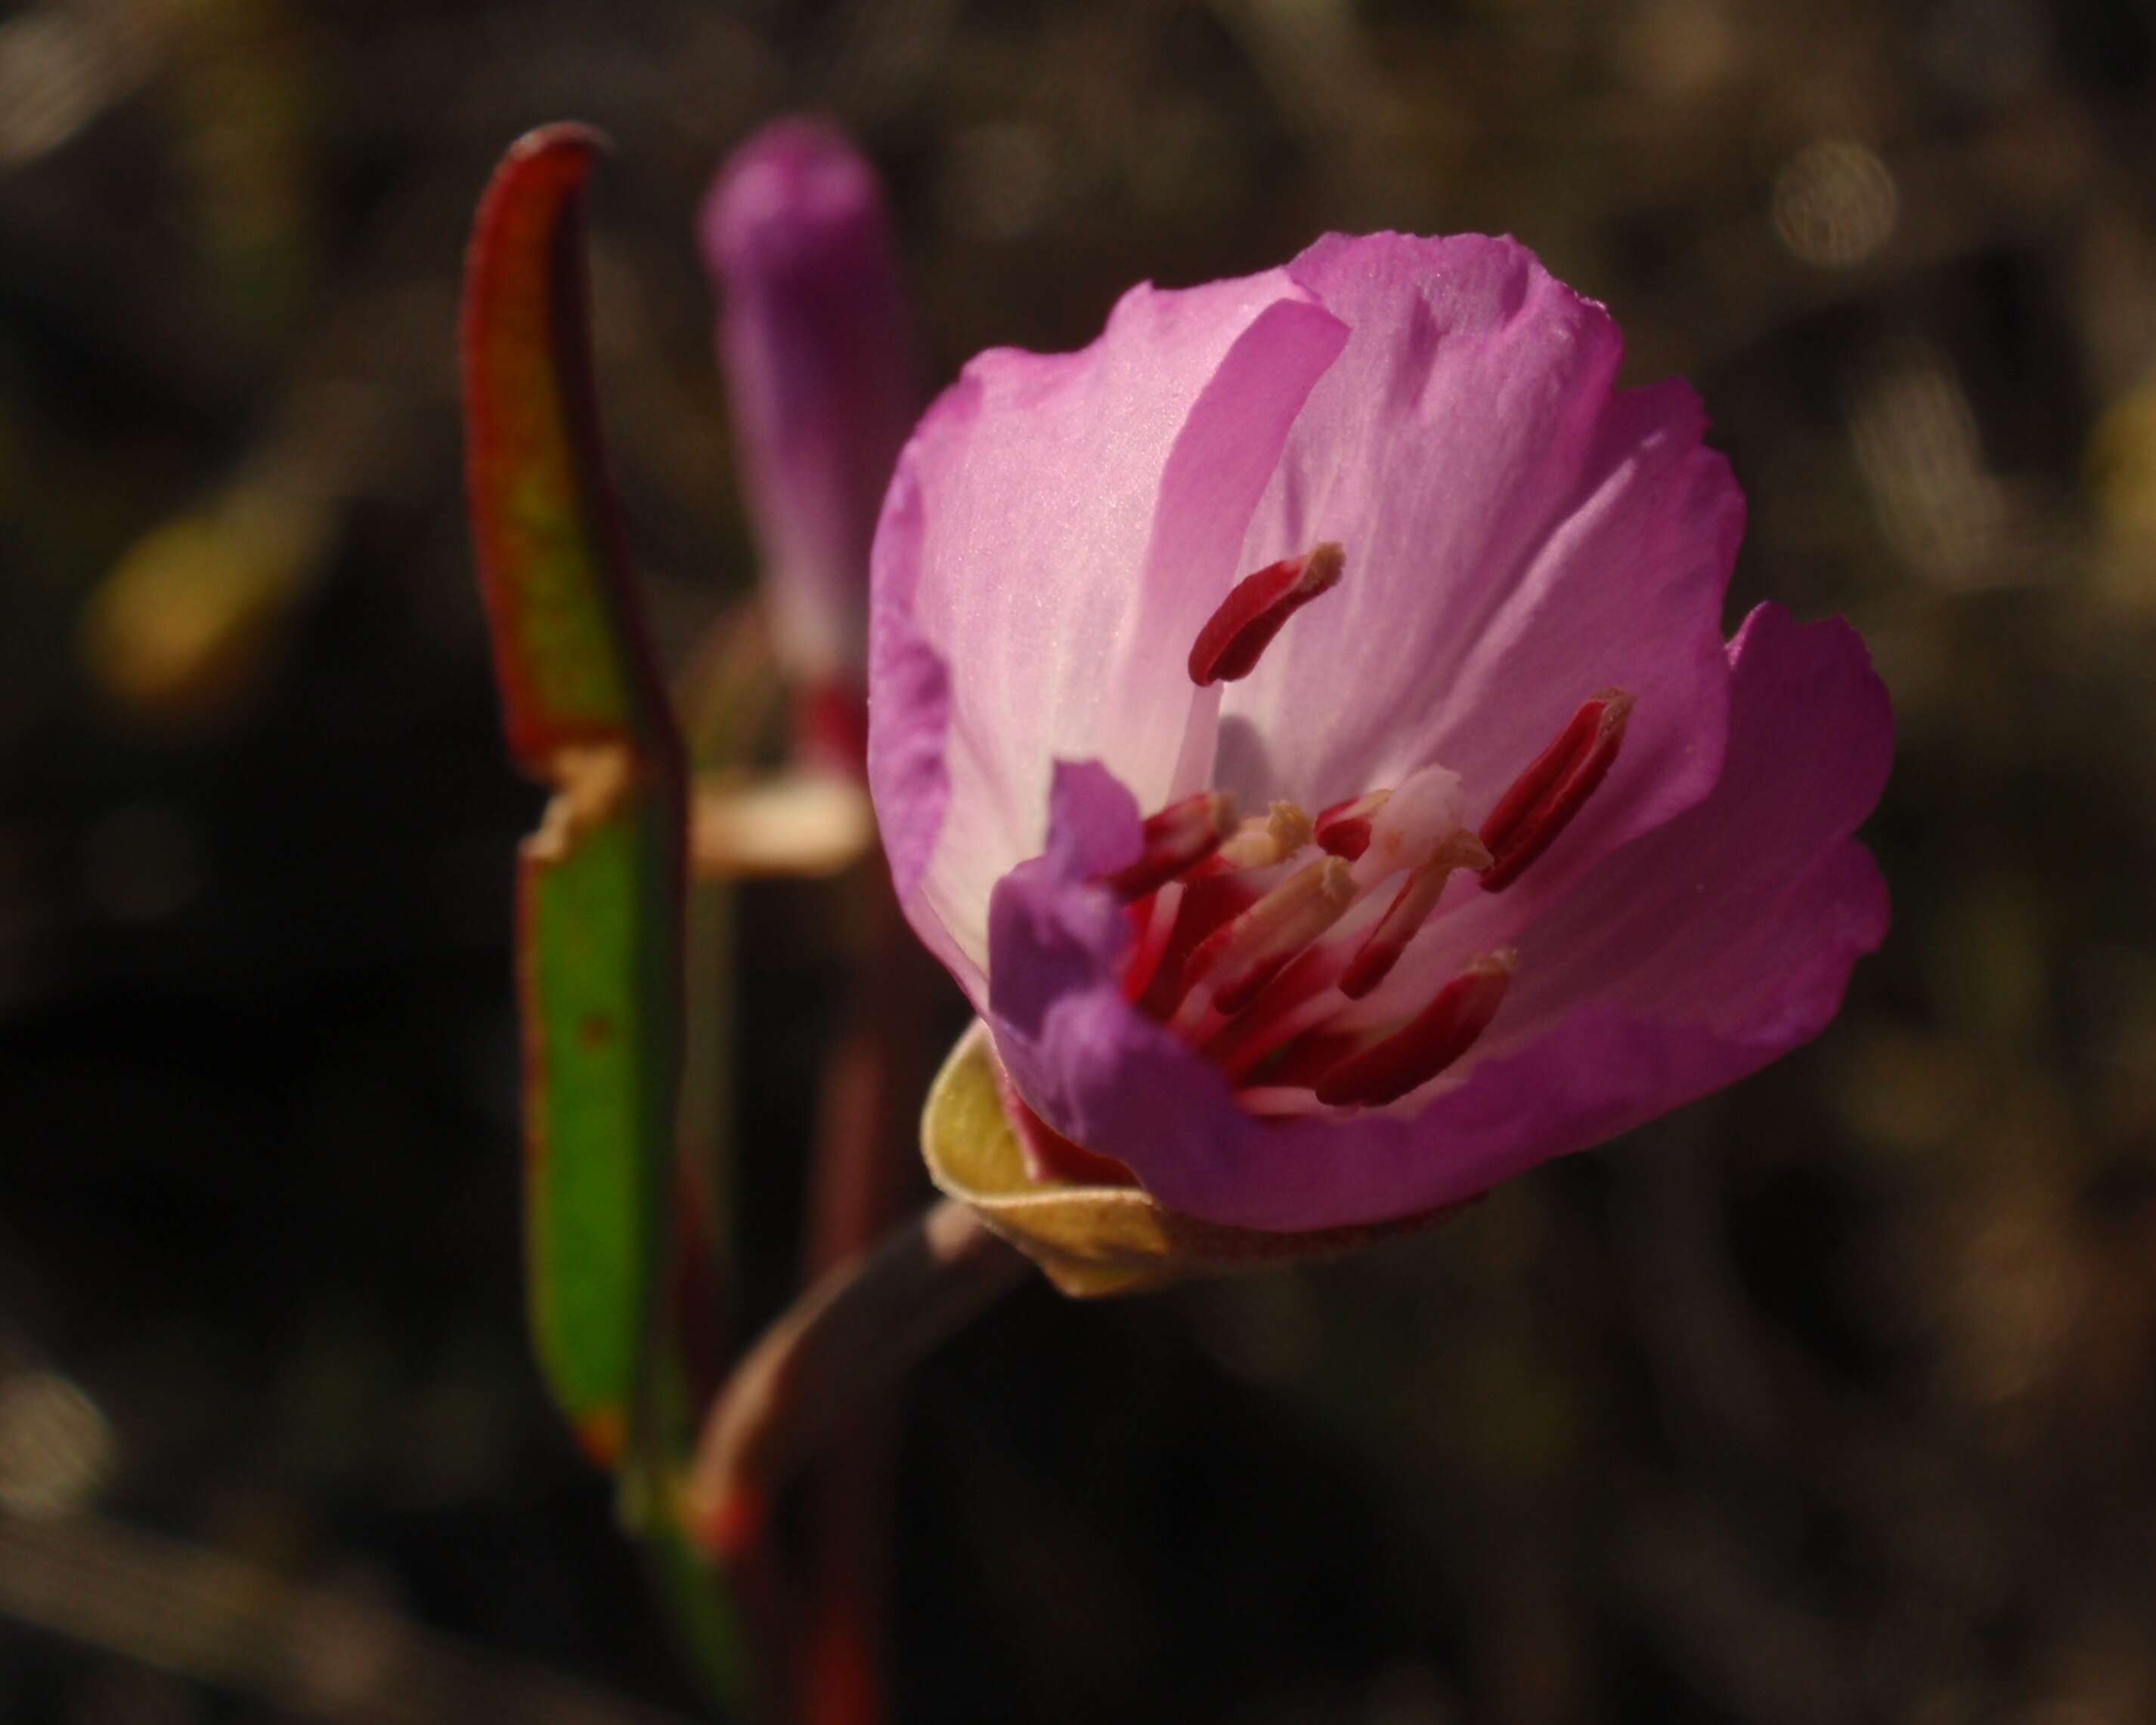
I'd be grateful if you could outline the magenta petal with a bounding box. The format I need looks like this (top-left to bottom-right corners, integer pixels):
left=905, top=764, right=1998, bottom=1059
left=866, top=581, right=978, bottom=999
left=1491, top=604, right=1892, bottom=1041
left=869, top=269, right=1348, bottom=980
left=986, top=761, right=1140, bottom=1042
left=1039, top=758, right=1145, bottom=883
left=984, top=762, right=1249, bottom=1172
left=1002, top=603, right=1891, bottom=1232
left=1224, top=234, right=1742, bottom=908
left=1345, top=838, right=1890, bottom=1217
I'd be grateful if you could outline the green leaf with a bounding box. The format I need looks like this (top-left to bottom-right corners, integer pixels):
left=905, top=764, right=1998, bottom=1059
left=460, top=125, right=676, bottom=769
left=463, top=124, right=755, bottom=1720
left=516, top=764, right=681, bottom=1460
left=460, top=125, right=686, bottom=1463
left=923, top=1020, right=1475, bottom=1297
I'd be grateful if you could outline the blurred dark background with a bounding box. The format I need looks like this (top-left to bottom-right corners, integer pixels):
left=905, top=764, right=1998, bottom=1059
left=5, top=1, right=2156, bottom=1720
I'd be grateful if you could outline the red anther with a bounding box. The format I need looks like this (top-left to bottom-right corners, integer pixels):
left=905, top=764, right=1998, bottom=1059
left=1312, top=951, right=1516, bottom=1107
left=1478, top=689, right=1634, bottom=892
left=1203, top=942, right=1347, bottom=1077
left=1179, top=856, right=1356, bottom=1022
left=1134, top=871, right=1261, bottom=1017
left=1314, top=789, right=1389, bottom=860
left=1338, top=831, right=1492, bottom=999
left=1099, top=790, right=1238, bottom=902
left=1187, top=543, right=1345, bottom=686
left=1338, top=871, right=1441, bottom=999
left=1247, top=1025, right=1365, bottom=1092
left=1211, top=948, right=1312, bottom=1019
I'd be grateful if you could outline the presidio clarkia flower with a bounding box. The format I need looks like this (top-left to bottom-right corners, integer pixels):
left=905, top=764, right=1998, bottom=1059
left=702, top=119, right=918, bottom=766
left=868, top=234, right=1892, bottom=1234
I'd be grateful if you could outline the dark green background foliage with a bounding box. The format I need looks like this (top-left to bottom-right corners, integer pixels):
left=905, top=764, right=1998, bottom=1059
left=4, top=2, right=2155, bottom=1720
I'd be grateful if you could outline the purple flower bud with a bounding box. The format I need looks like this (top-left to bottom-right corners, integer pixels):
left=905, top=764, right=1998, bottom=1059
left=701, top=118, right=918, bottom=767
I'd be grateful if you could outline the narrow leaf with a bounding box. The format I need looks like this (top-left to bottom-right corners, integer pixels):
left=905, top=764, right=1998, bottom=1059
left=463, top=125, right=755, bottom=1721
left=461, top=125, right=685, bottom=1462
left=462, top=124, right=675, bottom=766
left=516, top=768, right=680, bottom=1460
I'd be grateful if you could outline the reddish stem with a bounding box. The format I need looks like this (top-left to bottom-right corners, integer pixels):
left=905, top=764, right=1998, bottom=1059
left=796, top=860, right=946, bottom=1724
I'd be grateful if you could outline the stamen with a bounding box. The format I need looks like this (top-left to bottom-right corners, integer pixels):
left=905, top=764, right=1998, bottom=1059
left=1314, top=790, right=1389, bottom=859
left=1205, top=801, right=1313, bottom=874
left=1235, top=1024, right=1363, bottom=1091
left=1234, top=1086, right=1337, bottom=1119
left=1203, top=943, right=1352, bottom=1080
left=1312, top=950, right=1516, bottom=1107
left=1132, top=871, right=1260, bottom=1017
left=1121, top=883, right=1185, bottom=1004
left=1348, top=766, right=1466, bottom=889
left=1187, top=543, right=1345, bottom=686
left=1175, top=856, right=1357, bottom=1030
left=1099, top=791, right=1237, bottom=902
left=1337, top=830, right=1494, bottom=999
left=1479, top=690, right=1633, bottom=892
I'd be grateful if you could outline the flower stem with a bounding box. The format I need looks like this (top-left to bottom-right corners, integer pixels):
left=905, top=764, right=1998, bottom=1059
left=686, top=1198, right=1030, bottom=1559
left=795, top=865, right=938, bottom=1725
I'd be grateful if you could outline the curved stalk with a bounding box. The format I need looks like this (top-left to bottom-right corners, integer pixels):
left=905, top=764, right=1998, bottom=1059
left=686, top=1199, right=1030, bottom=1559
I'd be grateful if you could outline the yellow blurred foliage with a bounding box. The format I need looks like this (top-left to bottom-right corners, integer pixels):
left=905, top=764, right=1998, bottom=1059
left=78, top=484, right=326, bottom=726
left=2089, top=380, right=2156, bottom=529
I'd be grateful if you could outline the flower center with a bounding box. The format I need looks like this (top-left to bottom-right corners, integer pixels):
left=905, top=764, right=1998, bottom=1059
left=1096, top=544, right=1634, bottom=1118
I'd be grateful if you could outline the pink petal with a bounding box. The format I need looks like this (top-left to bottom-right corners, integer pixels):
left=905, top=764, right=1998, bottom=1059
left=1492, top=603, right=1892, bottom=1042
left=1222, top=234, right=1742, bottom=915
left=987, top=761, right=1142, bottom=1043
left=991, top=603, right=1891, bottom=1231
left=869, top=271, right=1348, bottom=983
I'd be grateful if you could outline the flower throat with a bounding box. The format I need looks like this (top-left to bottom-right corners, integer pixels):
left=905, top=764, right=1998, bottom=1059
left=1083, top=544, right=1633, bottom=1126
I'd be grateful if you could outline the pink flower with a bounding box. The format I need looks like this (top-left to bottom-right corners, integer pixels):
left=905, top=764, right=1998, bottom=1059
left=869, top=233, right=1891, bottom=1234
left=702, top=118, right=919, bottom=767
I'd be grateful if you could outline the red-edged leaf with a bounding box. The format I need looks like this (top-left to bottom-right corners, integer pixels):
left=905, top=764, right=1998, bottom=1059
left=462, top=124, right=677, bottom=769
left=462, top=125, right=755, bottom=1716
left=461, top=124, right=685, bottom=1463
